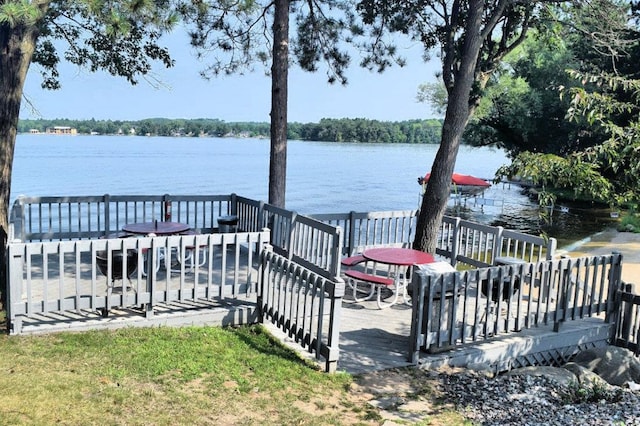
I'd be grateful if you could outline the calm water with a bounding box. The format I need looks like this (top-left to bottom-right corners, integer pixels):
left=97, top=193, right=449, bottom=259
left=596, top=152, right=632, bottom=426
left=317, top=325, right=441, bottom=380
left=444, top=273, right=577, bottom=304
left=12, top=134, right=615, bottom=247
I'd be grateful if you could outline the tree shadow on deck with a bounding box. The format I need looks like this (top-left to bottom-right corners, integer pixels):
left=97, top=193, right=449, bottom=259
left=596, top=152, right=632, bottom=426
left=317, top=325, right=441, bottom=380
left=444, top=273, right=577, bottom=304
left=338, top=327, right=413, bottom=374
left=338, top=292, right=415, bottom=374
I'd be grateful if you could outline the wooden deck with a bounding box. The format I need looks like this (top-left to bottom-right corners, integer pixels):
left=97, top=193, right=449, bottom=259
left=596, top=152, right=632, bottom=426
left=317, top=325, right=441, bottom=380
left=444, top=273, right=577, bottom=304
left=9, top=252, right=614, bottom=376
left=7, top=240, right=613, bottom=375
left=270, top=287, right=612, bottom=375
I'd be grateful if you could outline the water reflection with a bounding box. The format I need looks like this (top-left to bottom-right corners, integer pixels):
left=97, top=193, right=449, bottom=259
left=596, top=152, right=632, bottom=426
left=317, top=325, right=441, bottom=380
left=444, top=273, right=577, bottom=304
left=444, top=184, right=617, bottom=249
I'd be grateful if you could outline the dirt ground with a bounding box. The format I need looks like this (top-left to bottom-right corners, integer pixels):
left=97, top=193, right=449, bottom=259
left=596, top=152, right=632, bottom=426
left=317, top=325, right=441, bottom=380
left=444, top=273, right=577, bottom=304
left=560, top=227, right=640, bottom=292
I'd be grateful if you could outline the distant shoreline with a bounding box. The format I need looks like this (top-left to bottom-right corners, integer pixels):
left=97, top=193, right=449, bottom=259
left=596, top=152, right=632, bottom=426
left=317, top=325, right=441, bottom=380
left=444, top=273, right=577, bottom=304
left=18, top=117, right=444, bottom=144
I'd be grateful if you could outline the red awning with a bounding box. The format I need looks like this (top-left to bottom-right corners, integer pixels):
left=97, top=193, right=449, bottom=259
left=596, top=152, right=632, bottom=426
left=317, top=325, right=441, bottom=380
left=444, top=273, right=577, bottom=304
left=421, top=172, right=490, bottom=187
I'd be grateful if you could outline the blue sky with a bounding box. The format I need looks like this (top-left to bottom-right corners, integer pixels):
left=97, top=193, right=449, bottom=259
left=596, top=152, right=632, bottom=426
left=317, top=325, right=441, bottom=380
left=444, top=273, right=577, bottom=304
left=21, top=31, right=441, bottom=123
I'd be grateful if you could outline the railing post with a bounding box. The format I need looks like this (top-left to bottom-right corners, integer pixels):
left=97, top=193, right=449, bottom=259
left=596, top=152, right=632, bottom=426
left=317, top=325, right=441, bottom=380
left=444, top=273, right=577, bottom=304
left=450, top=217, right=461, bottom=266
left=104, top=194, right=111, bottom=236
left=6, top=244, right=25, bottom=334
left=230, top=193, right=238, bottom=216
left=331, top=227, right=343, bottom=277
left=287, top=211, right=297, bottom=260
left=493, top=226, right=504, bottom=265
left=256, top=246, right=270, bottom=323
left=547, top=237, right=557, bottom=260
left=408, top=268, right=427, bottom=363
left=258, top=200, right=267, bottom=230
left=10, top=198, right=25, bottom=242
left=144, top=239, right=157, bottom=318
left=605, top=251, right=625, bottom=323
left=347, top=211, right=356, bottom=256
left=615, top=282, right=634, bottom=345
left=324, top=276, right=344, bottom=373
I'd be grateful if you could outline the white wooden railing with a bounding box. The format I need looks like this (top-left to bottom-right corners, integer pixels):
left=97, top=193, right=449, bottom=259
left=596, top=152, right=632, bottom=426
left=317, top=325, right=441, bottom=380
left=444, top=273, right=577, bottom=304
left=7, top=231, right=270, bottom=333
left=311, top=210, right=416, bottom=256
left=11, top=194, right=595, bottom=373
left=409, top=253, right=624, bottom=362
left=612, top=283, right=640, bottom=356
left=235, top=196, right=342, bottom=279
left=10, top=194, right=236, bottom=242
left=11, top=194, right=343, bottom=280
left=7, top=194, right=344, bottom=372
left=259, top=248, right=344, bottom=373
left=311, top=210, right=557, bottom=268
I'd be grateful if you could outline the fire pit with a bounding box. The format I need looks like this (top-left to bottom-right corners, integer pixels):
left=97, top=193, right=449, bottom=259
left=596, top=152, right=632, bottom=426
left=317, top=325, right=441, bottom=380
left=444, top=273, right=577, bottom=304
left=96, top=249, right=138, bottom=283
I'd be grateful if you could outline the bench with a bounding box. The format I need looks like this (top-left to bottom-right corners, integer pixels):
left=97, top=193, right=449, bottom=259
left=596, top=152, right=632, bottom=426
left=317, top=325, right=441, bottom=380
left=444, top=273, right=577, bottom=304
left=341, top=254, right=367, bottom=267
left=344, top=269, right=399, bottom=309
left=494, top=256, right=527, bottom=266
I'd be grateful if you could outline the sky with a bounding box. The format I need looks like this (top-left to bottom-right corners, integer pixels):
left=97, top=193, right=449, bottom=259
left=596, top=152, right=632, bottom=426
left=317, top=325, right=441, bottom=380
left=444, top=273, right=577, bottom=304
left=20, top=30, right=441, bottom=124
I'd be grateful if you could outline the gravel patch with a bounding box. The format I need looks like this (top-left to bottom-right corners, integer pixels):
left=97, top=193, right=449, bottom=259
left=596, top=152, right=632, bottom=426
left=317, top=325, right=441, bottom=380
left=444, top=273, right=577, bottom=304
left=355, top=367, right=640, bottom=425
left=437, top=371, right=640, bottom=425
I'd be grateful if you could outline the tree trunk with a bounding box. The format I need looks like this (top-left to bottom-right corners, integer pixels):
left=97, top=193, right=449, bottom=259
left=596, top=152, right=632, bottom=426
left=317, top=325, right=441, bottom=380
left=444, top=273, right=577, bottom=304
left=268, top=0, right=289, bottom=208
left=0, top=21, right=40, bottom=310
left=413, top=0, right=485, bottom=253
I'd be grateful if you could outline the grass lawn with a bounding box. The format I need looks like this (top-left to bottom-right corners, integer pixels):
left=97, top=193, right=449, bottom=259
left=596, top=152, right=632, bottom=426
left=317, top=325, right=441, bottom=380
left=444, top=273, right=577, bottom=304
left=0, top=324, right=467, bottom=425
left=0, top=325, right=354, bottom=424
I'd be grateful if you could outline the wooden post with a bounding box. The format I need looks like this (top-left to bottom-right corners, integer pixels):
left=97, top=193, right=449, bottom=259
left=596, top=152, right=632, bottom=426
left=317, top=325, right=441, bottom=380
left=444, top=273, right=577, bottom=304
left=144, top=238, right=156, bottom=318
left=103, top=194, right=111, bottom=236
left=7, top=245, right=24, bottom=333
left=408, top=268, right=427, bottom=363
left=347, top=211, right=357, bottom=256
left=450, top=217, right=461, bottom=266
left=324, top=277, right=344, bottom=373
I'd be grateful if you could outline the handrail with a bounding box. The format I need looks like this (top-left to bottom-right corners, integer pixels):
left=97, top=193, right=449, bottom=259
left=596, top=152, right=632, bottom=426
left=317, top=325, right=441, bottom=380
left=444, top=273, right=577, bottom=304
left=233, top=196, right=342, bottom=280
left=311, top=210, right=417, bottom=256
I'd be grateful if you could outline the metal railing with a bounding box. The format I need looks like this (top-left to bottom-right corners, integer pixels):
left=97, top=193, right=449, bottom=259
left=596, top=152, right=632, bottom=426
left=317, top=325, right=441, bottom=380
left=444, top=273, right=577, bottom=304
left=409, top=253, right=624, bottom=362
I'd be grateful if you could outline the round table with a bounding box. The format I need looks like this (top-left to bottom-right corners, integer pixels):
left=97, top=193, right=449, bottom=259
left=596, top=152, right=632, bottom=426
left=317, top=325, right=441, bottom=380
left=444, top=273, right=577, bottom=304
left=122, top=221, right=190, bottom=235
left=362, top=247, right=435, bottom=266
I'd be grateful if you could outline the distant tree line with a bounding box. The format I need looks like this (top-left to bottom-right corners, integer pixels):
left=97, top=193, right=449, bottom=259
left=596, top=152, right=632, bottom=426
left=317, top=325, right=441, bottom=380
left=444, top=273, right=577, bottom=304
left=18, top=117, right=443, bottom=144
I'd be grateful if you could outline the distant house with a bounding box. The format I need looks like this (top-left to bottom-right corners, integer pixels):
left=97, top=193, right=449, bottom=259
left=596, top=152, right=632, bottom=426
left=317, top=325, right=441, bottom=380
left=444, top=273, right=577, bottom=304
left=29, top=129, right=41, bottom=134
left=46, top=126, right=77, bottom=135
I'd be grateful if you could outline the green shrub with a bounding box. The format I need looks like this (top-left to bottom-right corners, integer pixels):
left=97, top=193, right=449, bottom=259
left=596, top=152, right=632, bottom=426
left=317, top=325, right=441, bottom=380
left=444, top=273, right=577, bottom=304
left=618, top=210, right=640, bottom=233
left=560, top=379, right=623, bottom=404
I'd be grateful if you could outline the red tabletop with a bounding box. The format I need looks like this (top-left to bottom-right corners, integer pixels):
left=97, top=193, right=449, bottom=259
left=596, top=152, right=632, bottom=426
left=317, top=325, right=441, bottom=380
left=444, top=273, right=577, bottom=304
left=122, top=221, right=190, bottom=235
left=363, top=247, right=435, bottom=266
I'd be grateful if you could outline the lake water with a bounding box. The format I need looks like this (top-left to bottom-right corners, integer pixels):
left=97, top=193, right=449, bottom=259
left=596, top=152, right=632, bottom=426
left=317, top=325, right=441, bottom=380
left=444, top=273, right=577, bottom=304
left=12, top=134, right=616, bottom=247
